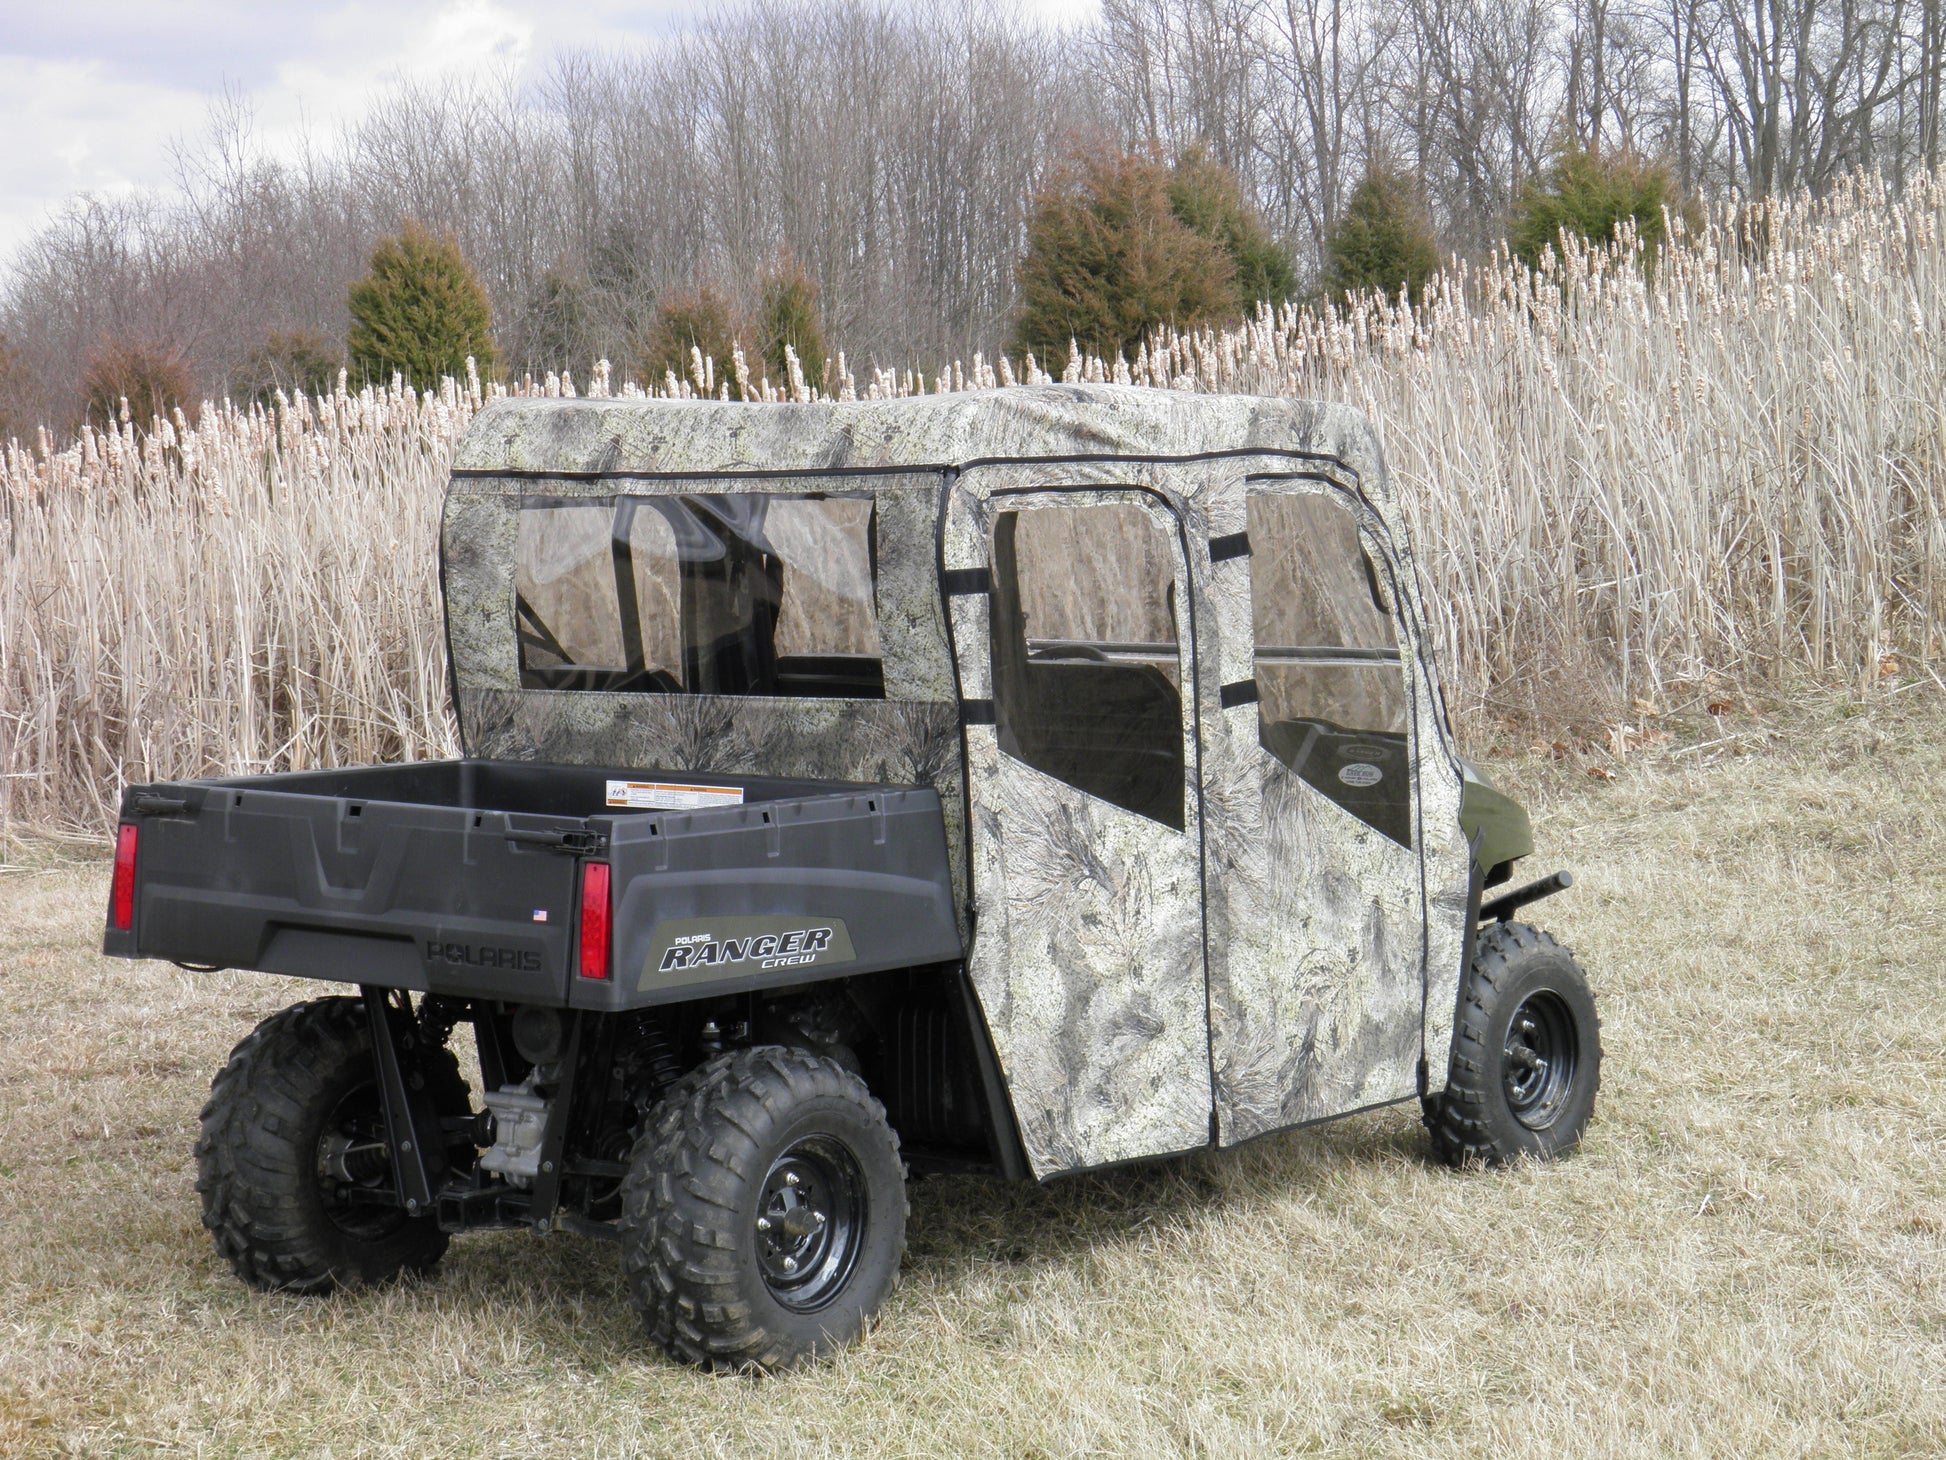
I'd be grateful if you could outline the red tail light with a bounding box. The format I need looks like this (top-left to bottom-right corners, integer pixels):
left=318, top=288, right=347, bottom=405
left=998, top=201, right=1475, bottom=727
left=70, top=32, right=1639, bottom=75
left=111, top=823, right=139, bottom=931
left=578, top=862, right=612, bottom=980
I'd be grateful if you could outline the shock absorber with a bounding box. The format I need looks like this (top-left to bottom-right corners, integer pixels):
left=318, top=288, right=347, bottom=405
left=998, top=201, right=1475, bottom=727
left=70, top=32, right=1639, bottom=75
left=617, top=1011, right=687, bottom=1133
left=635, top=1011, right=685, bottom=1099
left=417, top=995, right=466, bottom=1049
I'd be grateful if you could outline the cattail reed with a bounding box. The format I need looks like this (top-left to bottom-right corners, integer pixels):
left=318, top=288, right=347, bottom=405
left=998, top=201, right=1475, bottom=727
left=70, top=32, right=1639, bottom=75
left=4, top=171, right=1944, bottom=845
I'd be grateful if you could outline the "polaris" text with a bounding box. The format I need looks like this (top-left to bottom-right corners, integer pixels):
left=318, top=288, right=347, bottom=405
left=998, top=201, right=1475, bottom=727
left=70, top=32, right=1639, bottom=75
left=424, top=940, right=543, bottom=972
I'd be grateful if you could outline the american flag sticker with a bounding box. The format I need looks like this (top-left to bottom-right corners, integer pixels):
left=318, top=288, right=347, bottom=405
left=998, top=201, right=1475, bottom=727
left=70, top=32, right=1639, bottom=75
left=533, top=910, right=549, bottom=923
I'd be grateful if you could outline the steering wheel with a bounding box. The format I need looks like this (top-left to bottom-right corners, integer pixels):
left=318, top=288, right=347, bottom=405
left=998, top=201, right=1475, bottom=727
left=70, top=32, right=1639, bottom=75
left=1029, top=644, right=1111, bottom=663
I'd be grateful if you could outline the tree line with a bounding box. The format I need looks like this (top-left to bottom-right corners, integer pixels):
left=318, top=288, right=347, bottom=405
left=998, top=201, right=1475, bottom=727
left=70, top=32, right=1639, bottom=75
left=1, top=0, right=1940, bottom=435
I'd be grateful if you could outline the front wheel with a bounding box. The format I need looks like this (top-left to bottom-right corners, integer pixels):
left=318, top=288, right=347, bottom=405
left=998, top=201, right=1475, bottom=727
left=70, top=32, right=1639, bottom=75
left=619, top=1046, right=907, bottom=1371
left=1427, top=921, right=1602, bottom=1167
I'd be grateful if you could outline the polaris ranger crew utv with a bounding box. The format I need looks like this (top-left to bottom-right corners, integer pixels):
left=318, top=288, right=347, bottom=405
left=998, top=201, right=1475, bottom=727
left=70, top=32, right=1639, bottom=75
left=103, top=385, right=1598, bottom=1371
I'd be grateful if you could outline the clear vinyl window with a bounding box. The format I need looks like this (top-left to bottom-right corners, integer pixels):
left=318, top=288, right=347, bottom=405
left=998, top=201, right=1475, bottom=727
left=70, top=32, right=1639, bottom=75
left=989, top=502, right=1186, bottom=829
left=1248, top=488, right=1412, bottom=845
left=515, top=494, right=883, bottom=698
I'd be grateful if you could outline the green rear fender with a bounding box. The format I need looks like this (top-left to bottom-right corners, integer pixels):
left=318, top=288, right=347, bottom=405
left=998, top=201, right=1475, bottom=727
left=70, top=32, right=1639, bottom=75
left=1457, top=759, right=1533, bottom=881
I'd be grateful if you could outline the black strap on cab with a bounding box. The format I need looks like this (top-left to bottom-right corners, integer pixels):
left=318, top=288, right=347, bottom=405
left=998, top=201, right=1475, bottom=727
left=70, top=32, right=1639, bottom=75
left=1208, top=532, right=1251, bottom=562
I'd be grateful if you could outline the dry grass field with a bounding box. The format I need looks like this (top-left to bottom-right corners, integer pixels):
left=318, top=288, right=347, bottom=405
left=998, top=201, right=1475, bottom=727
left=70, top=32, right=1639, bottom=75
left=2, top=688, right=1942, bottom=1458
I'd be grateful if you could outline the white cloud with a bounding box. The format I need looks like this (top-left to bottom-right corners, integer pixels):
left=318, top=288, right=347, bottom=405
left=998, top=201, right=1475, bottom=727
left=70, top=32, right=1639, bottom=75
left=0, top=0, right=1100, bottom=266
left=0, top=55, right=205, bottom=244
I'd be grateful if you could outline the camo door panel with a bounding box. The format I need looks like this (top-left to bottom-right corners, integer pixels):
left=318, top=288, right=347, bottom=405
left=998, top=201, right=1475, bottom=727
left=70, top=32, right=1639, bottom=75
left=1201, top=477, right=1436, bottom=1142
left=944, top=479, right=1211, bottom=1176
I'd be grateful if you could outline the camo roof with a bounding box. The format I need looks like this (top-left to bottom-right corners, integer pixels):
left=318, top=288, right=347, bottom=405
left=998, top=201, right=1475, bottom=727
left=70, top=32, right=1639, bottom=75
left=451, top=384, right=1394, bottom=505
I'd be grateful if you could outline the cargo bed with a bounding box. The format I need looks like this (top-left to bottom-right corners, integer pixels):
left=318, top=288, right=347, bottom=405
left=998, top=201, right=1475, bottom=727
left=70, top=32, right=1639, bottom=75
left=104, top=759, right=963, bottom=1011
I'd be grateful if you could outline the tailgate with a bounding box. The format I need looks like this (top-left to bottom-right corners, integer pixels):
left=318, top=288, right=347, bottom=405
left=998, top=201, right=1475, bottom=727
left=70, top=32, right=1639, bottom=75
left=105, top=781, right=590, bottom=1003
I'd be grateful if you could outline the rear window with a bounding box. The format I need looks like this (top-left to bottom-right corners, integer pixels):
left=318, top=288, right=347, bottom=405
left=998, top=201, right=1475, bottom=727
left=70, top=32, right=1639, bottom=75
left=515, top=494, right=883, bottom=698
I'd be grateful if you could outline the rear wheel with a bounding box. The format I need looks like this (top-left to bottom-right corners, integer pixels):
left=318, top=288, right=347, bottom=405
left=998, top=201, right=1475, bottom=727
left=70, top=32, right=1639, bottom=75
left=1427, top=922, right=1601, bottom=1167
left=619, top=1046, right=907, bottom=1371
left=195, top=996, right=471, bottom=1293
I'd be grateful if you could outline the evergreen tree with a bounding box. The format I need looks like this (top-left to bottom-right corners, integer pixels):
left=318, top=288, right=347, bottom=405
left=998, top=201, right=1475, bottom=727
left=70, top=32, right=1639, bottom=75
left=519, top=263, right=594, bottom=377
left=1511, top=149, right=1680, bottom=267
left=1013, top=150, right=1235, bottom=361
left=0, top=333, right=30, bottom=441
left=235, top=330, right=343, bottom=405
left=347, top=223, right=497, bottom=387
left=1323, top=169, right=1443, bottom=304
left=1166, top=146, right=1296, bottom=311
left=80, top=339, right=194, bottom=432
left=758, top=264, right=825, bottom=383
left=638, top=287, right=748, bottom=394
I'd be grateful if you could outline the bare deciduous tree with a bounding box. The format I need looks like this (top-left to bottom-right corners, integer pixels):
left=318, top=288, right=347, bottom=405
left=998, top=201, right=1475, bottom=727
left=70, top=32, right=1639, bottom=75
left=2, top=0, right=1942, bottom=433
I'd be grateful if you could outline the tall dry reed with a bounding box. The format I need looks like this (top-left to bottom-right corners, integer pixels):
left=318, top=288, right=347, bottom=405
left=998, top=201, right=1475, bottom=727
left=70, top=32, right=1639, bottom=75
left=1, top=381, right=466, bottom=845
left=5, top=175, right=1944, bottom=844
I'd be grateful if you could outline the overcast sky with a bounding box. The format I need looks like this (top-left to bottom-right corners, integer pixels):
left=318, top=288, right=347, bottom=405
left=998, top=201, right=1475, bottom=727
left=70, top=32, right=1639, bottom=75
left=0, top=0, right=1096, bottom=264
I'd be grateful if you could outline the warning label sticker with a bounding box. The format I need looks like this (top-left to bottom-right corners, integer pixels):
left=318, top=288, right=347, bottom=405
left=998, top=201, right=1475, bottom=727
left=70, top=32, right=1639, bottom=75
left=605, top=780, right=746, bottom=811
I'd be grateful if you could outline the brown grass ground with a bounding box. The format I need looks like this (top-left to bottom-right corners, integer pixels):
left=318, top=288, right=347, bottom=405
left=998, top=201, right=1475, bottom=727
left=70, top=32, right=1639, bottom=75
left=2, top=691, right=1943, bottom=1458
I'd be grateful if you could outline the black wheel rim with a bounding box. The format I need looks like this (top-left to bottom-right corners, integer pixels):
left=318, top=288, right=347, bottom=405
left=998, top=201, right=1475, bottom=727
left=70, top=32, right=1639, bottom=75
left=1503, top=990, right=1580, bottom=1131
left=754, top=1136, right=865, bottom=1313
left=314, top=1079, right=408, bottom=1241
